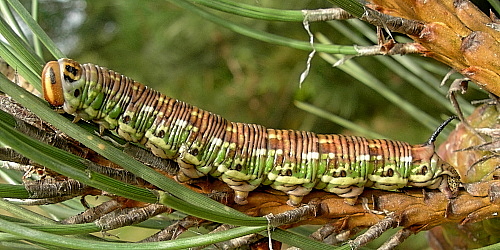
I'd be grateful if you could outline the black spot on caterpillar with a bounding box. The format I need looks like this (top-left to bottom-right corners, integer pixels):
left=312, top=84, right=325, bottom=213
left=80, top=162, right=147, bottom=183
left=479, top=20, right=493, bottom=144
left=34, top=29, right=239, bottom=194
left=42, top=58, right=460, bottom=206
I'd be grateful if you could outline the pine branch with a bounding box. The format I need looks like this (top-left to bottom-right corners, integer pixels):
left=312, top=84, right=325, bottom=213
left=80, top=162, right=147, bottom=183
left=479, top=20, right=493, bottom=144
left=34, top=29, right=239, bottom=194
left=366, top=0, right=500, bottom=97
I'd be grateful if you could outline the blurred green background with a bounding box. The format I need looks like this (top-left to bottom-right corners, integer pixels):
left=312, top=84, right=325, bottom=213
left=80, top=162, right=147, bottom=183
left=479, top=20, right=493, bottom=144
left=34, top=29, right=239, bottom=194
left=32, top=0, right=486, bottom=144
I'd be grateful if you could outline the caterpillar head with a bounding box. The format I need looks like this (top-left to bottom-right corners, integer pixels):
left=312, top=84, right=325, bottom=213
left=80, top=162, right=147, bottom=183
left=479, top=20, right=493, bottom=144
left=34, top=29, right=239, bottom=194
left=42, top=58, right=84, bottom=114
left=409, top=143, right=460, bottom=198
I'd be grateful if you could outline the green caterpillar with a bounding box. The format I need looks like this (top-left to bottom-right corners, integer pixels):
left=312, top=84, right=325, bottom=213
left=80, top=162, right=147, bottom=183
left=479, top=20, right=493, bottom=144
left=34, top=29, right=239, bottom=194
left=42, top=58, right=460, bottom=206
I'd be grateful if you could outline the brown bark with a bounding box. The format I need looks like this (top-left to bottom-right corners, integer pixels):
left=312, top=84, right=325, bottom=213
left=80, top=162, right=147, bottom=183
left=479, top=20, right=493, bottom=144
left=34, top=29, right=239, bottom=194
left=368, top=0, right=500, bottom=96
left=232, top=181, right=500, bottom=232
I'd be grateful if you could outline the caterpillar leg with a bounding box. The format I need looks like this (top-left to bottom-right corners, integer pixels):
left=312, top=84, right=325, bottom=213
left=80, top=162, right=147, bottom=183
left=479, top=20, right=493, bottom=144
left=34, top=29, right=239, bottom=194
left=271, top=184, right=313, bottom=207
left=218, top=164, right=263, bottom=205
left=174, top=170, right=192, bottom=183
left=175, top=160, right=207, bottom=183
left=223, top=178, right=258, bottom=205
left=286, top=194, right=305, bottom=207
left=286, top=187, right=313, bottom=206
left=174, top=144, right=212, bottom=182
left=325, top=186, right=365, bottom=205
left=175, top=153, right=206, bottom=183
left=234, top=191, right=250, bottom=205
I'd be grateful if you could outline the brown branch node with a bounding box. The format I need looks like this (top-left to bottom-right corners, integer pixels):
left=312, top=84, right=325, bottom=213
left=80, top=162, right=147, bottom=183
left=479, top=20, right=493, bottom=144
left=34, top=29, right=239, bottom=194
left=361, top=7, right=424, bottom=36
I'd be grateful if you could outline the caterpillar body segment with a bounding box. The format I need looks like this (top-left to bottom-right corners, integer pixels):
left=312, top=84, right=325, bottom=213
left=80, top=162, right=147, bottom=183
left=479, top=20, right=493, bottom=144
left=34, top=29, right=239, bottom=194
left=42, top=58, right=460, bottom=206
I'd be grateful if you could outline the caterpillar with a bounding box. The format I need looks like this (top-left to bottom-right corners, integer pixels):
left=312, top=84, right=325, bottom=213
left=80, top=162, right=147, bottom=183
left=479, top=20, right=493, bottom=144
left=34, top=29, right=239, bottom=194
left=42, top=58, right=460, bottom=206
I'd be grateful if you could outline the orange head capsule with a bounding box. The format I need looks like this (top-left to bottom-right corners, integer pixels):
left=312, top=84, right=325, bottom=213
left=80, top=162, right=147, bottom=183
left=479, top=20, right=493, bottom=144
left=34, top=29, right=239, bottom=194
left=42, top=58, right=83, bottom=108
left=42, top=61, right=64, bottom=106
